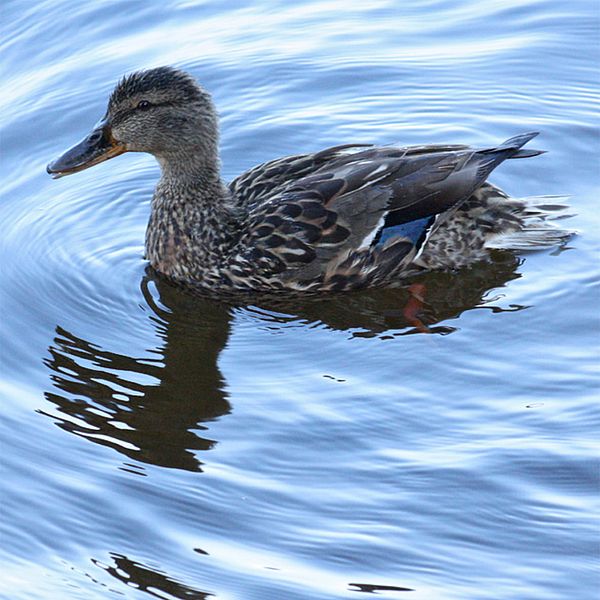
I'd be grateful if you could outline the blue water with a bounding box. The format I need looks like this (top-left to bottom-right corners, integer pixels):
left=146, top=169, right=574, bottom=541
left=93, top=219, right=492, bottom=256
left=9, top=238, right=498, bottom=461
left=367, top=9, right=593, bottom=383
left=1, top=1, right=599, bottom=599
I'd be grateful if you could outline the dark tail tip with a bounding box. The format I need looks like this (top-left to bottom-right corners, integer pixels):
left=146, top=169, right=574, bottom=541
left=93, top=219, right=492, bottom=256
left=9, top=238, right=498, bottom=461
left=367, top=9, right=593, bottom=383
left=479, top=132, right=544, bottom=159
left=498, top=131, right=540, bottom=151
left=511, top=148, right=546, bottom=159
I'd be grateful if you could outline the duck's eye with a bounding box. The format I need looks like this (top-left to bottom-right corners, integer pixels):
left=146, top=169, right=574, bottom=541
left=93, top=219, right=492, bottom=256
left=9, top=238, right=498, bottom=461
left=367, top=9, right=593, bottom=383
left=136, top=100, right=152, bottom=111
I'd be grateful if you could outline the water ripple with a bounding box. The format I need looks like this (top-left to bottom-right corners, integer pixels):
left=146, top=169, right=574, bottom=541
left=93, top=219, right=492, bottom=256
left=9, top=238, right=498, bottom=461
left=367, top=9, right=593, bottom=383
left=1, top=1, right=598, bottom=599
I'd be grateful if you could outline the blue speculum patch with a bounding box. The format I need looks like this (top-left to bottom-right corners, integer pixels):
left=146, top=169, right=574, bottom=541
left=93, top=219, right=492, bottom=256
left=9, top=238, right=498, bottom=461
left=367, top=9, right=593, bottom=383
left=376, top=215, right=434, bottom=247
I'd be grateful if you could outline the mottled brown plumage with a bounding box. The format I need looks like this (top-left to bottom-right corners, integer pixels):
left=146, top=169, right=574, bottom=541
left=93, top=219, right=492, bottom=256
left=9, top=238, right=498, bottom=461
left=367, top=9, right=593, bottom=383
left=47, top=66, right=571, bottom=294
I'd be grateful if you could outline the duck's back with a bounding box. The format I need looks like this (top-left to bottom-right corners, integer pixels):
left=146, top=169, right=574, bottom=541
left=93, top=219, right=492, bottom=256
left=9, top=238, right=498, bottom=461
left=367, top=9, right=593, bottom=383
left=223, top=134, right=559, bottom=292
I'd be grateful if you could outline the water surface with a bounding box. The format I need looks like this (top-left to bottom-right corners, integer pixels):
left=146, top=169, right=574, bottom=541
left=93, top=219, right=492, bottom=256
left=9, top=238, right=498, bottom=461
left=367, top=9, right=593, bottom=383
left=1, top=1, right=599, bottom=599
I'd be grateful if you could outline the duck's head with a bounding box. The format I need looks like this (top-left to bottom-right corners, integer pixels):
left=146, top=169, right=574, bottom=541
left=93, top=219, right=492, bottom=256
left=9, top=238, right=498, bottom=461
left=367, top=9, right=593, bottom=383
left=47, top=66, right=218, bottom=178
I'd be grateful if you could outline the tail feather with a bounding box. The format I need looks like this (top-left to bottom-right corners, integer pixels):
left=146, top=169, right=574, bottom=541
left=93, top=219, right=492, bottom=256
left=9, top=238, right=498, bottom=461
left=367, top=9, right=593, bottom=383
left=479, top=131, right=544, bottom=159
left=497, top=131, right=539, bottom=149
left=485, top=194, right=575, bottom=251
left=510, top=148, right=546, bottom=159
left=485, top=227, right=573, bottom=250
left=517, top=195, right=574, bottom=218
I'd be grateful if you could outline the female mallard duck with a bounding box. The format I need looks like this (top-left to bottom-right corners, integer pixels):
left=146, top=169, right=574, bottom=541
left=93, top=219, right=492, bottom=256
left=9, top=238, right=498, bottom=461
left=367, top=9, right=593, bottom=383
left=48, top=66, right=568, bottom=293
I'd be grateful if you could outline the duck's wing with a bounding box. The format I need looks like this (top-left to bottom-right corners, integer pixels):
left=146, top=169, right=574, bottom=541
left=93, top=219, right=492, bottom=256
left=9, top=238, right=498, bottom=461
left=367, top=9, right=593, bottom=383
left=228, top=133, right=542, bottom=291
left=228, top=144, right=373, bottom=209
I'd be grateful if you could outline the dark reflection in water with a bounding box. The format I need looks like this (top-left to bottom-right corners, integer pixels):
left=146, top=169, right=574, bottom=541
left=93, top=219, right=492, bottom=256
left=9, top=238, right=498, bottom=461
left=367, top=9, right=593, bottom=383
left=92, top=553, right=213, bottom=599
left=348, top=582, right=414, bottom=593
left=41, top=282, right=233, bottom=472
left=41, top=252, right=524, bottom=472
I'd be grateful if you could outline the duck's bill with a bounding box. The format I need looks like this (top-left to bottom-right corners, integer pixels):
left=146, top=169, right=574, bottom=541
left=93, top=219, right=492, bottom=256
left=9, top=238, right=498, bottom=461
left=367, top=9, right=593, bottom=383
left=47, top=120, right=126, bottom=179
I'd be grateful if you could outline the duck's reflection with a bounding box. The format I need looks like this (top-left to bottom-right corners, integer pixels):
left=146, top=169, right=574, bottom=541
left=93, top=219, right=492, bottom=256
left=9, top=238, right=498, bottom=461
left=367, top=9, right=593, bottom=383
left=92, top=552, right=213, bottom=599
left=42, top=281, right=233, bottom=472
left=42, top=251, right=524, bottom=472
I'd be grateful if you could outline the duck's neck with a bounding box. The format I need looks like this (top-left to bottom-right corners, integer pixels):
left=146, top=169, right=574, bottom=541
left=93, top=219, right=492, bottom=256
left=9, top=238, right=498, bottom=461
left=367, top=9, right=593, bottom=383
left=145, top=150, right=237, bottom=284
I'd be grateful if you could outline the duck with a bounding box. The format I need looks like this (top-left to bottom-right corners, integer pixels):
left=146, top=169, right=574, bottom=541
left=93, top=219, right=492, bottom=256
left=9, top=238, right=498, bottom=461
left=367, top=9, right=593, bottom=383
left=47, top=66, right=569, bottom=294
